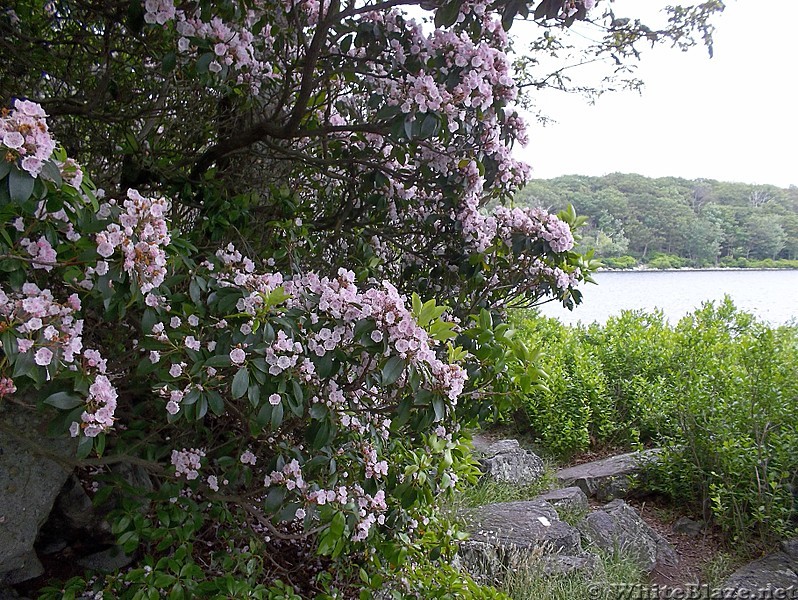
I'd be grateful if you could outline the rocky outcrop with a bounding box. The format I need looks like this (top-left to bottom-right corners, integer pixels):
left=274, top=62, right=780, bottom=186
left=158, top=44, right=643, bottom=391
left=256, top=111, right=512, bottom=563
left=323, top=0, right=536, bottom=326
left=721, top=538, right=798, bottom=597
left=555, top=449, right=661, bottom=501
left=535, top=487, right=589, bottom=516
left=0, top=403, right=75, bottom=585
left=478, top=439, right=545, bottom=485
left=458, top=500, right=598, bottom=584
left=578, top=499, right=678, bottom=573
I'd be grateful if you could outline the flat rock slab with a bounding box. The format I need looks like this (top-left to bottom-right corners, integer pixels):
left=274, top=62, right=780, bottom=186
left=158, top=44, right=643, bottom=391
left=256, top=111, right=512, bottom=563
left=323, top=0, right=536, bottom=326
left=0, top=403, right=75, bottom=584
left=555, top=449, right=661, bottom=501
left=535, top=487, right=589, bottom=515
left=578, top=499, right=677, bottom=574
left=479, top=439, right=545, bottom=485
left=722, top=538, right=798, bottom=597
left=466, top=500, right=580, bottom=554
left=459, top=500, right=590, bottom=584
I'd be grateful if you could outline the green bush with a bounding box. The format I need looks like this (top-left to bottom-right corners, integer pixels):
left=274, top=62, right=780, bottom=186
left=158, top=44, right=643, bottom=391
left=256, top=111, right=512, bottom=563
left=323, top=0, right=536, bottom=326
left=646, top=254, right=688, bottom=269
left=515, top=300, right=798, bottom=545
left=601, top=255, right=638, bottom=270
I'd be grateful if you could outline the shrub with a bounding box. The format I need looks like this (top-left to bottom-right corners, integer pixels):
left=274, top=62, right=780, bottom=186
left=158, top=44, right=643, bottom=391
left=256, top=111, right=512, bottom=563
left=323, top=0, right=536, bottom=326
left=601, top=255, right=638, bottom=270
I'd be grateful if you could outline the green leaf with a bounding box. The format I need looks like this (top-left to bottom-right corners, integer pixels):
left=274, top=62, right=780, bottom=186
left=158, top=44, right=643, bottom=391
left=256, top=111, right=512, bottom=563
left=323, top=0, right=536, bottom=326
left=196, top=52, right=214, bottom=74
left=315, top=352, right=334, bottom=379
left=162, top=52, right=177, bottom=74
left=0, top=161, right=11, bottom=180
left=40, top=160, right=62, bottom=186
left=434, top=1, right=461, bottom=28
left=76, top=434, right=93, bottom=459
left=270, top=401, right=284, bottom=429
left=231, top=367, right=249, bottom=399
left=381, top=355, right=405, bottom=387
left=207, top=391, right=225, bottom=415
left=44, top=391, right=84, bottom=410
left=204, top=354, right=232, bottom=368
left=247, top=384, right=261, bottom=408
left=8, top=167, right=35, bottom=203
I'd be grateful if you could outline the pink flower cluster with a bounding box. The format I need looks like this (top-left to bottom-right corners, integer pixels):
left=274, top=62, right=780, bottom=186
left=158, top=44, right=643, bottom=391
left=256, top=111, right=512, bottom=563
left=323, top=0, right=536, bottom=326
left=494, top=206, right=575, bottom=253
left=95, top=189, right=171, bottom=293
left=79, top=374, right=118, bottom=437
left=58, top=157, right=83, bottom=189
left=0, top=377, right=16, bottom=397
left=1, top=282, right=83, bottom=365
left=265, top=459, right=388, bottom=542
left=143, top=2, right=276, bottom=94
left=264, top=330, right=304, bottom=374
left=0, top=283, right=118, bottom=437
left=0, top=99, right=56, bottom=177
left=143, top=0, right=175, bottom=25
left=171, top=447, right=205, bottom=480
left=18, top=236, right=57, bottom=271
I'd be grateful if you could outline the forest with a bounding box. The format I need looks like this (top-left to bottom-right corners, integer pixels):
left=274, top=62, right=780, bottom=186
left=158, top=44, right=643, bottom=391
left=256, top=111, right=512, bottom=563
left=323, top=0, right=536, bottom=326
left=514, top=173, right=798, bottom=268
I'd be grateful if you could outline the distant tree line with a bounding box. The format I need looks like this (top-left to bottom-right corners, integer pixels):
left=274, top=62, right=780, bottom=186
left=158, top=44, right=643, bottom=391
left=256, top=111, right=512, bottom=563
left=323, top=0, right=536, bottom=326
left=513, top=174, right=798, bottom=268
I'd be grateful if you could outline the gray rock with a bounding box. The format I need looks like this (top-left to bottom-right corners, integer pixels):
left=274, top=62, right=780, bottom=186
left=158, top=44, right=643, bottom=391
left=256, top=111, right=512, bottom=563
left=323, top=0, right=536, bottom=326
left=35, top=474, right=98, bottom=557
left=0, top=551, right=43, bottom=585
left=671, top=516, right=704, bottom=537
left=54, top=475, right=95, bottom=531
left=780, top=538, right=798, bottom=560
left=555, top=449, right=661, bottom=501
left=535, top=487, right=589, bottom=515
left=458, top=500, right=589, bottom=584
left=466, top=500, right=580, bottom=554
left=0, top=402, right=76, bottom=583
left=77, top=545, right=134, bottom=572
left=0, top=586, right=25, bottom=600
left=536, top=553, right=601, bottom=578
left=578, top=499, right=678, bottom=573
left=479, top=439, right=545, bottom=484
left=721, top=538, right=798, bottom=597
left=470, top=432, right=496, bottom=454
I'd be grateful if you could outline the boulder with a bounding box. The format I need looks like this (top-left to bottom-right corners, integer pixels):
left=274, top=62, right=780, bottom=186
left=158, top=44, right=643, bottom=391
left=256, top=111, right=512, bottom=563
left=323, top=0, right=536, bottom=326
left=671, top=516, right=704, bottom=537
left=535, top=487, right=589, bottom=516
left=458, top=500, right=596, bottom=584
left=578, top=499, right=678, bottom=573
left=555, top=449, right=661, bottom=501
left=722, top=538, right=798, bottom=597
left=479, top=439, right=545, bottom=484
left=35, top=474, right=99, bottom=557
left=0, top=402, right=75, bottom=584
left=77, top=546, right=134, bottom=572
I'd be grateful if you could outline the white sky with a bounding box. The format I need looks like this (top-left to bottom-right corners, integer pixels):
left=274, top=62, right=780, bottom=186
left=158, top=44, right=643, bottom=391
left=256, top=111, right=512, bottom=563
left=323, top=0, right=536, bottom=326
left=515, top=0, right=798, bottom=187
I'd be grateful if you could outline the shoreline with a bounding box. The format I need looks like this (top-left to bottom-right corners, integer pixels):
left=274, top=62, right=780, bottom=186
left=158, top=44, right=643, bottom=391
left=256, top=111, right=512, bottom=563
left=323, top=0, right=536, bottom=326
left=598, top=266, right=798, bottom=273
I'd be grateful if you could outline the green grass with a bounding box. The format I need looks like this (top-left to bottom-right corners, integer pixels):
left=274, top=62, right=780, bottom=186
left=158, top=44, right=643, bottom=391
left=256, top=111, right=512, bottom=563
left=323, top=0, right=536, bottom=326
left=499, top=550, right=645, bottom=600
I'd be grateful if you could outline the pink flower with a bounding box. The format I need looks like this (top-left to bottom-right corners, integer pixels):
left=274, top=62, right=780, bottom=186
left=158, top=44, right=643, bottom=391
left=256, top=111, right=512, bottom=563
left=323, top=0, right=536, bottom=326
left=240, top=450, right=257, bottom=465
left=34, top=347, right=54, bottom=366
left=268, top=393, right=281, bottom=406
left=0, top=377, right=16, bottom=396
left=229, top=347, right=246, bottom=365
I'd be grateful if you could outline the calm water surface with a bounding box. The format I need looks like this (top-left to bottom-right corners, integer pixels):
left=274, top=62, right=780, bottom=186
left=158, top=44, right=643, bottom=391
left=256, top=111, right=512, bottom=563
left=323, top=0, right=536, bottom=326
left=537, top=270, right=798, bottom=326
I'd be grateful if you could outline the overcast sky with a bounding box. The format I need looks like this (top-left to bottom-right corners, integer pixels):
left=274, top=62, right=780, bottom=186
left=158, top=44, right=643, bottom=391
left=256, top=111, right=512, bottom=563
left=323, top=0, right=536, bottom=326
left=515, top=0, right=798, bottom=187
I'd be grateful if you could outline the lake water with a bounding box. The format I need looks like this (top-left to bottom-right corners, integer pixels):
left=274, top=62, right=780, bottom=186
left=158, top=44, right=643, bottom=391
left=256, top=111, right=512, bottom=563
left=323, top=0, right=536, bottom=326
left=536, top=270, right=798, bottom=326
